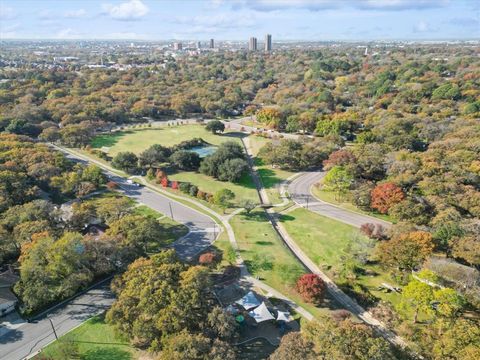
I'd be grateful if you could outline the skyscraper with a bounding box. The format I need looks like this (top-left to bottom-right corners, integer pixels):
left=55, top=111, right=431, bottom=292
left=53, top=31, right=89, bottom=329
left=209, top=38, right=214, bottom=49
left=197, top=41, right=201, bottom=49
left=249, top=37, right=257, bottom=51
left=265, top=34, right=272, bottom=52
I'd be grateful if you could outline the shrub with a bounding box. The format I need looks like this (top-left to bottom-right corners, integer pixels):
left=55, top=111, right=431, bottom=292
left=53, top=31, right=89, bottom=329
left=197, top=190, right=206, bottom=200
left=296, top=274, right=326, bottom=304
left=106, top=181, right=118, bottom=190
left=189, top=185, right=198, bottom=197
left=171, top=181, right=179, bottom=190
left=199, top=252, right=216, bottom=265
left=360, top=223, right=387, bottom=240
left=179, top=182, right=192, bottom=193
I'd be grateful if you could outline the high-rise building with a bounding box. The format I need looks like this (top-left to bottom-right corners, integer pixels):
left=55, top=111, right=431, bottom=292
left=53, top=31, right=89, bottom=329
left=265, top=34, right=272, bottom=52
left=209, top=38, right=214, bottom=49
left=249, top=37, right=257, bottom=51
left=197, top=41, right=201, bottom=49
left=173, top=42, right=182, bottom=51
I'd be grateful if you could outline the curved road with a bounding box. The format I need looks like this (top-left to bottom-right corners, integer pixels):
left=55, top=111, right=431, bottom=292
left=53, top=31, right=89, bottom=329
left=52, top=145, right=219, bottom=260
left=241, top=140, right=407, bottom=349
left=0, top=145, right=220, bottom=360
left=289, top=171, right=391, bottom=228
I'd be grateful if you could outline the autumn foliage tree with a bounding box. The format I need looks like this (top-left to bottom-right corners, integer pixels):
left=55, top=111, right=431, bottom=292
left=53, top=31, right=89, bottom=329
left=370, top=182, right=405, bottom=214
left=296, top=274, right=326, bottom=304
left=376, top=231, right=435, bottom=273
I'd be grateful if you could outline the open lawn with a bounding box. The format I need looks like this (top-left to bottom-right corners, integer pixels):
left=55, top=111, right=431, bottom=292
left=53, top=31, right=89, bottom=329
left=134, top=205, right=189, bottom=249
left=248, top=136, right=295, bottom=205
left=37, top=314, right=135, bottom=360
left=168, top=171, right=259, bottom=207
left=311, top=183, right=393, bottom=223
left=280, top=208, right=406, bottom=313
left=91, top=125, right=245, bottom=156
left=231, top=210, right=342, bottom=319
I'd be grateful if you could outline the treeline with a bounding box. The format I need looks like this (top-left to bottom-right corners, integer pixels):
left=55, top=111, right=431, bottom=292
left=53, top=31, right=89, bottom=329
left=1, top=46, right=478, bottom=147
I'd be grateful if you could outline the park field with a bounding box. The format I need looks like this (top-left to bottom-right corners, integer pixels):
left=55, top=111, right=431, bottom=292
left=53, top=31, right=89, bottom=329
left=91, top=125, right=244, bottom=155
left=36, top=314, right=136, bottom=360
left=231, top=210, right=342, bottom=319
left=280, top=208, right=404, bottom=311
left=248, top=136, right=295, bottom=205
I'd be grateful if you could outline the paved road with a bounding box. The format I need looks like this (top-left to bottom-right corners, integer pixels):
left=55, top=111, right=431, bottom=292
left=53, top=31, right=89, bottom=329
left=0, top=282, right=114, bottom=360
left=289, top=171, right=391, bottom=228
left=241, top=141, right=407, bottom=349
left=51, top=145, right=219, bottom=260
left=0, top=145, right=221, bottom=360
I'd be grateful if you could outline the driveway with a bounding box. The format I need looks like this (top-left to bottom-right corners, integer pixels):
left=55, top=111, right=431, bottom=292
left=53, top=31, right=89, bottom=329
left=289, top=171, right=391, bottom=228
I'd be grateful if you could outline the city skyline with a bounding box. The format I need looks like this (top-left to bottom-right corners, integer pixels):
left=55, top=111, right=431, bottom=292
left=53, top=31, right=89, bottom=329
left=0, top=0, right=478, bottom=41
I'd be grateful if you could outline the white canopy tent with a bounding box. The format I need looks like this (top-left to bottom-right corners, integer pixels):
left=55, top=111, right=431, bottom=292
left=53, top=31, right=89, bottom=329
left=276, top=310, right=291, bottom=322
left=235, top=291, right=261, bottom=310
left=248, top=302, right=275, bottom=323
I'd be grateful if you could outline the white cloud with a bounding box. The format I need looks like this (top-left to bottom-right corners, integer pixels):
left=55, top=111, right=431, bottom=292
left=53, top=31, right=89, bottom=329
left=413, top=20, right=436, bottom=33
left=64, top=9, right=87, bottom=18
left=236, top=0, right=447, bottom=12
left=175, top=12, right=256, bottom=29
left=0, top=5, right=16, bottom=20
left=357, top=0, right=448, bottom=11
left=56, top=28, right=83, bottom=39
left=102, top=0, right=149, bottom=21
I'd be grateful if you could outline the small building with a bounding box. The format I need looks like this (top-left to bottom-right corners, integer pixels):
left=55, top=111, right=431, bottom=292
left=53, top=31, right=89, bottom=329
left=0, top=269, right=19, bottom=317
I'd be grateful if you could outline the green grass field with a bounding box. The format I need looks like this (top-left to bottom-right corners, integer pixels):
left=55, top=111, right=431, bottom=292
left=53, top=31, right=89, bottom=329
left=91, top=125, right=244, bottom=155
left=134, top=205, right=189, bottom=249
left=311, top=183, right=393, bottom=223
left=168, top=171, right=259, bottom=207
left=37, top=314, right=135, bottom=360
left=231, top=210, right=341, bottom=319
left=280, top=208, right=404, bottom=310
left=248, top=136, right=295, bottom=205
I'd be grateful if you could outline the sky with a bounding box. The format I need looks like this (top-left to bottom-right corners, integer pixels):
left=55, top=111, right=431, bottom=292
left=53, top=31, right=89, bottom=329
left=0, top=0, right=479, bottom=41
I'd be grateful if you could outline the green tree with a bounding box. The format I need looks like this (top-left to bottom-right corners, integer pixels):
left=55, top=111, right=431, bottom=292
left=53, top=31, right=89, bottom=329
left=170, top=150, right=201, bottom=171
left=205, top=120, right=225, bottom=134
left=322, top=166, right=354, bottom=200
left=213, top=189, right=235, bottom=213
left=112, top=152, right=139, bottom=174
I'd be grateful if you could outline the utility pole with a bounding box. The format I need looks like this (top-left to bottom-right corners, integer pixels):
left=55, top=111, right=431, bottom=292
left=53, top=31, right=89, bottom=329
left=48, top=318, right=58, bottom=340
left=306, top=195, right=309, bottom=209
left=169, top=202, right=174, bottom=220
left=213, top=222, right=217, bottom=238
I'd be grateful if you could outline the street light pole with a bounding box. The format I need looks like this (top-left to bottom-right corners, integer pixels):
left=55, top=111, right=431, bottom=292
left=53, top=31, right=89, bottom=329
left=169, top=202, right=174, bottom=220
left=306, top=195, right=309, bottom=209
left=48, top=318, right=58, bottom=340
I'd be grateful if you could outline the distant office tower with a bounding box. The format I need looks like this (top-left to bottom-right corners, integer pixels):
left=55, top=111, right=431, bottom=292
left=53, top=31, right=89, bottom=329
left=197, top=41, right=201, bottom=49
left=249, top=37, right=257, bottom=51
left=173, top=42, right=182, bottom=51
left=265, top=34, right=272, bottom=52
left=210, top=38, right=214, bottom=49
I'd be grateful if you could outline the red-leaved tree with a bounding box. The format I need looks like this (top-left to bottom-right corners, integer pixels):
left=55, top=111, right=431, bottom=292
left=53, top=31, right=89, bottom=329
left=171, top=181, right=178, bottom=190
left=370, top=182, right=405, bottom=214
left=161, top=176, right=169, bottom=188
left=322, top=149, right=356, bottom=170
left=198, top=252, right=216, bottom=266
left=296, top=274, right=326, bottom=304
